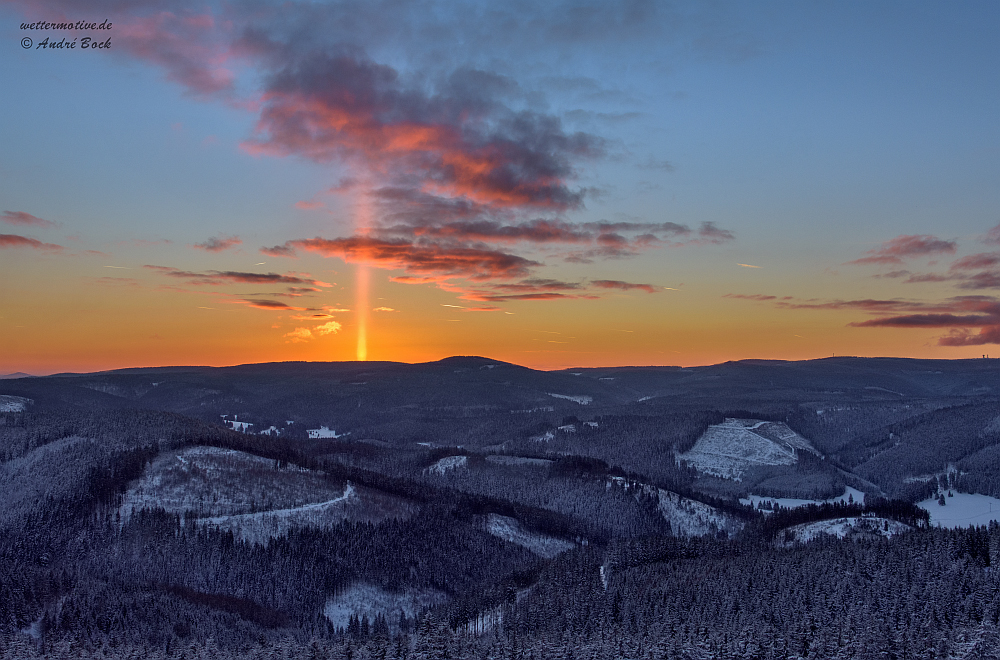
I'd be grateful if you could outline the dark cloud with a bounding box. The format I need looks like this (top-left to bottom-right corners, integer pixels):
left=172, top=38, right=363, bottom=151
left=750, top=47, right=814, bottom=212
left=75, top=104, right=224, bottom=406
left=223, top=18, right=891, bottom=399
left=848, top=234, right=957, bottom=266
left=591, top=279, right=657, bottom=293
left=243, top=52, right=603, bottom=210
left=193, top=235, right=242, bottom=252
left=939, top=327, right=1000, bottom=346
left=144, top=265, right=331, bottom=287
left=242, top=299, right=307, bottom=311
left=287, top=236, right=538, bottom=280
left=260, top=244, right=298, bottom=258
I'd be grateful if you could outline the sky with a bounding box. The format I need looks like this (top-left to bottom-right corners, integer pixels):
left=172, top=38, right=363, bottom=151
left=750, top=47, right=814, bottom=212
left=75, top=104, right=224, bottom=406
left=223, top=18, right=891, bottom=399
left=1, top=0, right=999, bottom=373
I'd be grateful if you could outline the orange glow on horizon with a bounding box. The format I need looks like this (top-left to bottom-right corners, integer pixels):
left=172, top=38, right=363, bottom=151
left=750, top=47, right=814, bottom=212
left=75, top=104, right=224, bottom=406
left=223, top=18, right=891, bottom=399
left=356, top=263, right=368, bottom=360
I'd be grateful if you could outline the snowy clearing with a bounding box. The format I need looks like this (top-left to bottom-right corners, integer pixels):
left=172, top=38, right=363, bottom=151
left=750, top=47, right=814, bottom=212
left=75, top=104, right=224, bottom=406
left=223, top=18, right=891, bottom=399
left=655, top=488, right=744, bottom=538
left=325, top=584, right=449, bottom=632
left=425, top=455, right=468, bottom=475
left=740, top=486, right=867, bottom=511
left=484, top=514, right=575, bottom=558
left=547, top=393, right=592, bottom=405
left=779, top=517, right=911, bottom=545
left=607, top=476, right=743, bottom=538
left=121, top=446, right=345, bottom=519
left=199, top=485, right=355, bottom=543
left=0, top=395, right=31, bottom=412
left=678, top=418, right=820, bottom=480
left=917, top=492, right=1000, bottom=528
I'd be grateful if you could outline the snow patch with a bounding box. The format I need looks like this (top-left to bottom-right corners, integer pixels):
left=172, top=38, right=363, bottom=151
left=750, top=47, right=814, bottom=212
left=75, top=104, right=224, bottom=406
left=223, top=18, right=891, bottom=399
left=484, top=514, right=575, bottom=558
left=531, top=431, right=555, bottom=443
left=0, top=395, right=31, bottom=412
left=740, top=486, right=867, bottom=511
left=547, top=393, right=592, bottom=405
left=917, top=492, right=1000, bottom=529
left=426, top=455, right=468, bottom=475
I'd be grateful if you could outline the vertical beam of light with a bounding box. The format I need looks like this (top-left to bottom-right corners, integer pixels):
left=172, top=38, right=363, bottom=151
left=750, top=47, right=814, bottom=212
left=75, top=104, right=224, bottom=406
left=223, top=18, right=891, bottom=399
left=356, top=263, right=369, bottom=361
left=355, top=188, right=372, bottom=361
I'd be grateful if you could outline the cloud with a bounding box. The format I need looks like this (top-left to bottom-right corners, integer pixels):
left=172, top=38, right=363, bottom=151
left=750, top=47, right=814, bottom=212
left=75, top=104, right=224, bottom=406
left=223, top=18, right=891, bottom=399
left=243, top=52, right=603, bottom=210
left=938, top=327, right=1000, bottom=346
left=724, top=293, right=777, bottom=301
left=737, top=263, right=761, bottom=269
left=981, top=224, right=1000, bottom=245
left=5, top=0, right=739, bottom=307
left=145, top=265, right=331, bottom=287
left=0, top=234, right=63, bottom=251
left=697, top=222, right=736, bottom=244
left=734, top=290, right=1000, bottom=346
left=286, top=236, right=538, bottom=280
left=193, top=235, right=242, bottom=252
left=373, top=306, right=397, bottom=312
left=950, top=252, right=1000, bottom=271
left=295, top=200, right=323, bottom=210
left=2, top=211, right=56, bottom=228
left=848, top=234, right=957, bottom=266
left=283, top=319, right=341, bottom=342
left=315, top=320, right=342, bottom=334
left=591, top=279, right=657, bottom=293
left=283, top=327, right=314, bottom=342
left=243, top=299, right=308, bottom=311
left=115, top=11, right=237, bottom=99
left=260, top=244, right=298, bottom=258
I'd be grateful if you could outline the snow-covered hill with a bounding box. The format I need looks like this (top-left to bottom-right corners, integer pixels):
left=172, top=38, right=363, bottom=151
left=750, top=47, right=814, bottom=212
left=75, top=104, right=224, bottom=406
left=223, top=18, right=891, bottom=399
left=484, top=514, right=575, bottom=558
left=678, top=418, right=820, bottom=480
left=778, top=516, right=911, bottom=545
left=120, top=445, right=416, bottom=541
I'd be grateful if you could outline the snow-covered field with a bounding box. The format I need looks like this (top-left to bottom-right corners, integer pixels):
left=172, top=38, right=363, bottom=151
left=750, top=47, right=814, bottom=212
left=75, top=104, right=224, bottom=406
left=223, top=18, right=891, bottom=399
left=740, top=486, right=867, bottom=511
left=678, top=418, right=820, bottom=480
left=779, top=516, right=911, bottom=545
left=547, top=393, right=592, bottom=405
left=120, top=446, right=417, bottom=540
left=425, top=455, right=468, bottom=475
left=917, top=492, right=1000, bottom=528
left=0, top=395, right=31, bottom=412
left=484, top=514, right=575, bottom=558
left=324, top=584, right=449, bottom=632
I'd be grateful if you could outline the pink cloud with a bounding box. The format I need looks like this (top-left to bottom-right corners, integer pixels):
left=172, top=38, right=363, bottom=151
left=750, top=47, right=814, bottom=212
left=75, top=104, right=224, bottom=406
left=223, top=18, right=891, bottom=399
left=0, top=234, right=63, bottom=251
left=2, top=211, right=56, bottom=228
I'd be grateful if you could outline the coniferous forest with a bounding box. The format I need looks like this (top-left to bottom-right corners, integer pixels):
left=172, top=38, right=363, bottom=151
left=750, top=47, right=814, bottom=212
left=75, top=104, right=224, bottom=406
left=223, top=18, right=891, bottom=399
left=3, top=356, right=1000, bottom=659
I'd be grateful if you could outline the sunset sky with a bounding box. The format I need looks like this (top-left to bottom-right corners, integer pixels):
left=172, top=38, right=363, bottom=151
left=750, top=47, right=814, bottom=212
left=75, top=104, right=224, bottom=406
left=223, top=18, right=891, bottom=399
left=2, top=0, right=999, bottom=373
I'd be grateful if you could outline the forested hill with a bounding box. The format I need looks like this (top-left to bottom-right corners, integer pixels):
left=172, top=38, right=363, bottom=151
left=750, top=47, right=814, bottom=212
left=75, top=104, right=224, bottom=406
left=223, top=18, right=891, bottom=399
left=2, top=356, right=1000, bottom=658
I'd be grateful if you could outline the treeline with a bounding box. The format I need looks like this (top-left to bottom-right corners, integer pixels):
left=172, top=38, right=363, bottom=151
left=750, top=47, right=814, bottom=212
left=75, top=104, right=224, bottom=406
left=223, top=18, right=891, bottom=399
left=753, top=497, right=930, bottom=541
